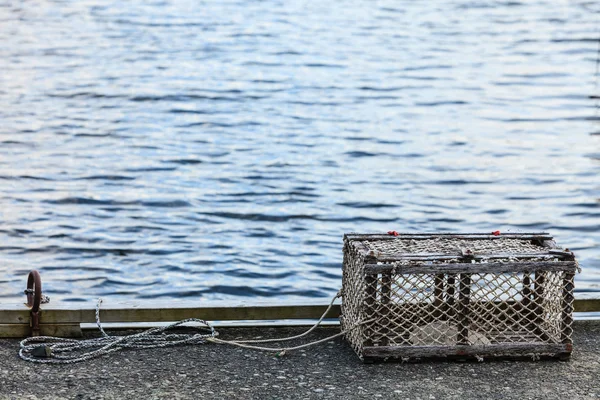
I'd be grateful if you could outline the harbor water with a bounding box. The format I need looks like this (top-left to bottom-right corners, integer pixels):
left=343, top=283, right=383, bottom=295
left=0, top=0, right=599, bottom=302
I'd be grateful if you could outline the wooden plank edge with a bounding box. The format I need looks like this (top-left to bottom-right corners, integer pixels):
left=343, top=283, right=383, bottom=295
left=573, top=298, right=600, bottom=313
left=345, top=232, right=549, bottom=237
left=1, top=318, right=597, bottom=339
left=345, top=233, right=552, bottom=240
left=0, top=324, right=82, bottom=338
left=0, top=303, right=343, bottom=325
left=373, top=253, right=570, bottom=262
left=364, top=261, right=578, bottom=275
left=0, top=299, right=598, bottom=327
left=362, top=343, right=571, bottom=359
left=1, top=314, right=598, bottom=339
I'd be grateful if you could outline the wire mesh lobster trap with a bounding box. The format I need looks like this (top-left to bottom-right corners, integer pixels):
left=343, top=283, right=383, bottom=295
left=341, top=232, right=577, bottom=362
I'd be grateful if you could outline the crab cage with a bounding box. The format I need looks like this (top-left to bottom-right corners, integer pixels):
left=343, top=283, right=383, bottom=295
left=341, top=233, right=577, bottom=362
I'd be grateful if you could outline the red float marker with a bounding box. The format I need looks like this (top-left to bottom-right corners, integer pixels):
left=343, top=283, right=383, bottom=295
left=388, top=231, right=399, bottom=236
left=492, top=230, right=501, bottom=236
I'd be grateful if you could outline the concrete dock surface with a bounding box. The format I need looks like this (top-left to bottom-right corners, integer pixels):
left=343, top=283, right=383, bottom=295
left=1, top=321, right=599, bottom=400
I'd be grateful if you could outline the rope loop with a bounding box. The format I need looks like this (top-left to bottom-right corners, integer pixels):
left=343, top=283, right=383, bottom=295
left=19, top=289, right=369, bottom=363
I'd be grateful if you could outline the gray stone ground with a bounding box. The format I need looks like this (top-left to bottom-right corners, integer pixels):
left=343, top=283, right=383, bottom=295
left=0, top=321, right=599, bottom=400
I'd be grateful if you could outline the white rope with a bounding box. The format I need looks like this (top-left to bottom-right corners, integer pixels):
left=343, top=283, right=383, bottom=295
left=19, top=290, right=368, bottom=363
left=205, top=291, right=375, bottom=354
left=224, top=290, right=341, bottom=344
left=207, top=327, right=358, bottom=354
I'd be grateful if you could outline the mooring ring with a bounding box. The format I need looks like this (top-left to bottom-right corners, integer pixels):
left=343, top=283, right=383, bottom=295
left=26, top=270, right=42, bottom=313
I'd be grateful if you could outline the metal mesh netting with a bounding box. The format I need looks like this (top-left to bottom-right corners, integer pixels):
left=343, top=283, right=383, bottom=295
left=367, top=272, right=568, bottom=345
left=341, top=240, right=368, bottom=356
left=341, top=235, right=575, bottom=361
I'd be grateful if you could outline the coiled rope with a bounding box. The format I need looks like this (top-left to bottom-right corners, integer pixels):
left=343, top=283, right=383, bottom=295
left=19, top=290, right=369, bottom=364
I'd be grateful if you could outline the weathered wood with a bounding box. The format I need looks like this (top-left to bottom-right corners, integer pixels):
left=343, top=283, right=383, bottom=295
left=344, top=233, right=552, bottom=241
left=457, top=274, right=471, bottom=345
left=574, top=298, right=600, bottom=312
left=364, top=261, right=578, bottom=275
left=522, top=274, right=532, bottom=312
left=0, top=324, right=82, bottom=338
left=541, top=240, right=559, bottom=249
left=362, top=343, right=571, bottom=360
left=0, top=324, right=31, bottom=338
left=0, top=294, right=597, bottom=339
left=363, top=275, right=377, bottom=347
left=379, top=273, right=392, bottom=346
left=351, top=240, right=375, bottom=259
left=535, top=241, right=569, bottom=340
left=548, top=249, right=574, bottom=257
left=351, top=235, right=555, bottom=241
left=374, top=252, right=564, bottom=262
left=1, top=296, right=597, bottom=329
left=354, top=240, right=379, bottom=347
left=346, top=232, right=550, bottom=238
left=0, top=301, right=342, bottom=325
left=446, top=274, right=456, bottom=319
left=533, top=271, right=549, bottom=341
left=433, top=274, right=444, bottom=319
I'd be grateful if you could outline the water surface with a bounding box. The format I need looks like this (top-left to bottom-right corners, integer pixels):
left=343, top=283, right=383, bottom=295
left=0, top=0, right=599, bottom=302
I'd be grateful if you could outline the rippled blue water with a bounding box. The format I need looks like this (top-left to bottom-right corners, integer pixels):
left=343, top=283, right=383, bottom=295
left=0, top=0, right=599, bottom=303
